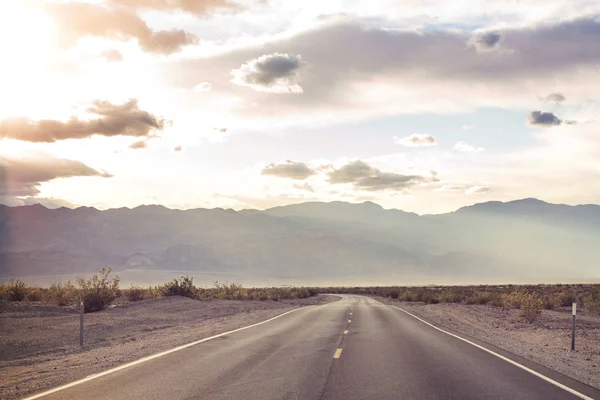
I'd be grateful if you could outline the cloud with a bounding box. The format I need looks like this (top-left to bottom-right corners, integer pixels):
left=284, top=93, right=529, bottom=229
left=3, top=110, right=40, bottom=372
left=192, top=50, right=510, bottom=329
left=174, top=17, right=600, bottom=126
left=129, top=139, right=148, bottom=149
left=327, top=160, right=431, bottom=191
left=453, top=142, right=484, bottom=153
left=468, top=31, right=502, bottom=52
left=542, top=92, right=566, bottom=103
left=231, top=53, right=306, bottom=93
left=106, top=0, right=236, bottom=15
left=100, top=49, right=124, bottom=62
left=293, top=182, right=315, bottom=192
left=527, top=111, right=562, bottom=126
left=466, top=185, right=491, bottom=194
left=261, top=160, right=316, bottom=180
left=435, top=184, right=490, bottom=194
left=394, top=134, right=436, bottom=147
left=194, top=82, right=212, bottom=92
left=47, top=2, right=198, bottom=54
left=0, top=99, right=165, bottom=142
left=0, top=155, right=111, bottom=198
left=435, top=184, right=467, bottom=193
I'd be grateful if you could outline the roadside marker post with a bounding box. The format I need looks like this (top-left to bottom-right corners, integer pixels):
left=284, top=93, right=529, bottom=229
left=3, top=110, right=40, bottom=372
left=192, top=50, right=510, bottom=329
left=571, top=303, right=576, bottom=351
left=80, top=301, right=84, bottom=347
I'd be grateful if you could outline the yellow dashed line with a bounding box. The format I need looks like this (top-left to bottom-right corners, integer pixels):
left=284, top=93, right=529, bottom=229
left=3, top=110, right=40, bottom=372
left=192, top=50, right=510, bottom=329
left=333, top=348, right=343, bottom=359
left=344, top=330, right=349, bottom=335
left=348, top=319, right=351, bottom=323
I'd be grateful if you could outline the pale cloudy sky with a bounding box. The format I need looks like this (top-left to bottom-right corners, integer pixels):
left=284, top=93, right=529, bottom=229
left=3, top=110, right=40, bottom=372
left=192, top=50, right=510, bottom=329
left=0, top=0, right=599, bottom=214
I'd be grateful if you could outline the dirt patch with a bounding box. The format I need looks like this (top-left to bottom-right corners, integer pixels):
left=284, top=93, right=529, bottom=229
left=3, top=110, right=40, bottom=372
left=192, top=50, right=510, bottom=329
left=375, top=297, right=600, bottom=390
left=0, top=295, right=336, bottom=400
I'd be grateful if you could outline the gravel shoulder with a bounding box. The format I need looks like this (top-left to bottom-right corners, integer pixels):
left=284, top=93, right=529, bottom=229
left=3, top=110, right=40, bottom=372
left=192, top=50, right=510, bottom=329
left=0, top=295, right=337, bottom=400
left=374, top=297, right=600, bottom=390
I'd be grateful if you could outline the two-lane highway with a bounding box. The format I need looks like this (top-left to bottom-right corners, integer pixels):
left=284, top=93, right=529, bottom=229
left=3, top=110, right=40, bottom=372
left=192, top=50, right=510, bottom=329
left=24, top=295, right=600, bottom=400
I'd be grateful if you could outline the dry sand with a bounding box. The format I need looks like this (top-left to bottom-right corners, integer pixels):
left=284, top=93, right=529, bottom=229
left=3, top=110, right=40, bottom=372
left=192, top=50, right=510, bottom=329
left=0, top=295, right=335, bottom=400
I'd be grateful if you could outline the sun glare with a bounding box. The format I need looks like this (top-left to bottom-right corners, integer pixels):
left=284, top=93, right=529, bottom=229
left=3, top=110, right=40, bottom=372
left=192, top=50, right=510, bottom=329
left=0, top=2, right=56, bottom=118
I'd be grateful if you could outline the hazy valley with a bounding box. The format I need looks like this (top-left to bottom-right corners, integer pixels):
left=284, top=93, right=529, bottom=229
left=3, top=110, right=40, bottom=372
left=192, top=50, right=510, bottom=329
left=1, top=198, right=598, bottom=286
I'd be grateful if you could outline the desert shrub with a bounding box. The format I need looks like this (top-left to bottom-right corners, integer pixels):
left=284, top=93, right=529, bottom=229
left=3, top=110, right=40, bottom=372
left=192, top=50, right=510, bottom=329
left=76, top=267, right=120, bottom=313
left=161, top=276, right=197, bottom=298
left=212, top=282, right=247, bottom=299
left=542, top=293, right=562, bottom=310
left=583, top=292, right=600, bottom=313
left=251, top=290, right=269, bottom=301
left=400, top=290, right=416, bottom=302
left=420, top=290, right=439, bottom=304
left=26, top=287, right=43, bottom=301
left=3, top=279, right=28, bottom=301
left=520, top=292, right=543, bottom=323
left=439, top=290, right=462, bottom=303
left=49, top=280, right=78, bottom=306
left=558, top=291, right=577, bottom=307
left=502, top=290, right=526, bottom=309
left=466, top=291, right=501, bottom=306
left=125, top=285, right=147, bottom=301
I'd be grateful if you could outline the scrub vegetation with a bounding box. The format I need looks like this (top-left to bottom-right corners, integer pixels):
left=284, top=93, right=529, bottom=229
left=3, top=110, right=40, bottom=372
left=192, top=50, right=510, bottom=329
left=318, top=284, right=600, bottom=322
left=0, top=268, right=317, bottom=312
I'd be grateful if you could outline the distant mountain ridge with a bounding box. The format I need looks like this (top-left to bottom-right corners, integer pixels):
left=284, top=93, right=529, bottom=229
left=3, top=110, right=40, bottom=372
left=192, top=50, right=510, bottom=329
left=1, top=198, right=599, bottom=285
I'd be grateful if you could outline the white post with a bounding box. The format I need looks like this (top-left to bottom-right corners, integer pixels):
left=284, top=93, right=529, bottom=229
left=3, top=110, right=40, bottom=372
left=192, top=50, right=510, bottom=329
left=571, top=302, right=576, bottom=351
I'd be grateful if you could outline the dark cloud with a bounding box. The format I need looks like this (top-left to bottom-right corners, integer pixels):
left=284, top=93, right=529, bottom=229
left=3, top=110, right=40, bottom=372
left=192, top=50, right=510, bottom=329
left=527, top=111, right=562, bottom=126
left=129, top=139, right=148, bottom=149
left=0, top=156, right=112, bottom=198
left=47, top=2, right=198, bottom=54
left=262, top=160, right=316, bottom=180
left=232, top=53, right=305, bottom=93
left=469, top=32, right=502, bottom=52
left=101, top=50, right=124, bottom=62
left=327, top=160, right=430, bottom=191
left=173, top=17, right=600, bottom=113
left=0, top=99, right=164, bottom=143
left=543, top=92, right=566, bottom=103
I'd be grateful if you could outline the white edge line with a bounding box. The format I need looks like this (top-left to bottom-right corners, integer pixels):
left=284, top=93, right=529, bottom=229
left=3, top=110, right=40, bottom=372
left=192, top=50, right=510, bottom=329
left=375, top=300, right=593, bottom=400
left=21, top=306, right=313, bottom=400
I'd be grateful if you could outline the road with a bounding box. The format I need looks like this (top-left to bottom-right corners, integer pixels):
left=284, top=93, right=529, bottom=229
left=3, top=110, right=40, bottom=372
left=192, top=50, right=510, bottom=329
left=26, top=295, right=599, bottom=400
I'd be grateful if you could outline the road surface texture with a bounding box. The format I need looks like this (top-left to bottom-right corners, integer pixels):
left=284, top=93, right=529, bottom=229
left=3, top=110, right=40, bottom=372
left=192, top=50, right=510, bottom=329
left=23, top=296, right=600, bottom=400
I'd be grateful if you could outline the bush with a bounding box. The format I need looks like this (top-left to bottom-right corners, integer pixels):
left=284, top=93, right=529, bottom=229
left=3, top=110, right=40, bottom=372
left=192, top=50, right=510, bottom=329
left=161, top=276, right=197, bottom=298
left=543, top=293, right=562, bottom=310
left=26, top=287, right=43, bottom=302
left=420, top=291, right=439, bottom=304
left=125, top=285, right=147, bottom=301
left=3, top=279, right=28, bottom=301
left=439, top=290, right=462, bottom=303
left=49, top=280, right=78, bottom=306
left=502, top=290, right=526, bottom=309
left=466, top=291, right=500, bottom=305
left=558, top=291, right=577, bottom=307
left=76, top=267, right=120, bottom=313
left=520, top=292, right=543, bottom=323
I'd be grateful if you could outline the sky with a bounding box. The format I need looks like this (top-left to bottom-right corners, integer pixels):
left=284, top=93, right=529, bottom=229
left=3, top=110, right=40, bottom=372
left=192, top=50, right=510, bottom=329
left=0, top=0, right=599, bottom=214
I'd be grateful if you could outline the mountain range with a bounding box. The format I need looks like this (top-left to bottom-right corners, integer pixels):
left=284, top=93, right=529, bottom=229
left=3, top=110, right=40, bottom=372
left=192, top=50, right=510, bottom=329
left=1, top=198, right=599, bottom=286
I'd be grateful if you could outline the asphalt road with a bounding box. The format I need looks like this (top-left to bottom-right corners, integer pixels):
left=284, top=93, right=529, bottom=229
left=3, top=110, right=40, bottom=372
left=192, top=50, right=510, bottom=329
left=28, top=295, right=600, bottom=400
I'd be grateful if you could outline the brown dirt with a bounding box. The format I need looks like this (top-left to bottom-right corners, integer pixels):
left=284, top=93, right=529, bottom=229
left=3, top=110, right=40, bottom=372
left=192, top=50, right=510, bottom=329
left=0, top=295, right=336, bottom=400
left=375, top=297, right=600, bottom=390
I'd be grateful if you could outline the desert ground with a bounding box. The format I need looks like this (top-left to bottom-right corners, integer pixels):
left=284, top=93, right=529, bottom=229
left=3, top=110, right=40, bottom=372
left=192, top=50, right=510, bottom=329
left=0, top=295, right=335, bottom=400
